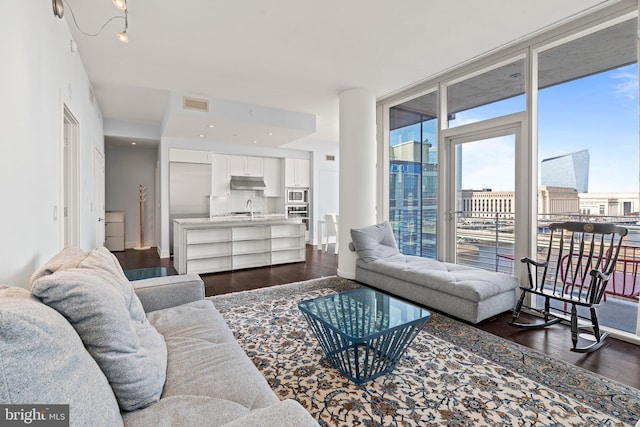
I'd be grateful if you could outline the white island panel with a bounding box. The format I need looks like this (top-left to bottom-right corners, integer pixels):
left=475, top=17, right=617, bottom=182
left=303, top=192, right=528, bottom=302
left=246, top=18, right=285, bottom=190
left=173, top=217, right=305, bottom=274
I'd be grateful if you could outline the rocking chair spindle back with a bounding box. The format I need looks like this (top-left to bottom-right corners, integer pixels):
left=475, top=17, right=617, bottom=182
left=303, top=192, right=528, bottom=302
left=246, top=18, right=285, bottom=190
left=510, top=221, right=628, bottom=353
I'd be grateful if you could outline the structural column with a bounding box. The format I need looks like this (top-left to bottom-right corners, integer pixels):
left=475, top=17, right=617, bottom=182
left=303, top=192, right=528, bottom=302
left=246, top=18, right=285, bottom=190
left=337, top=88, right=377, bottom=279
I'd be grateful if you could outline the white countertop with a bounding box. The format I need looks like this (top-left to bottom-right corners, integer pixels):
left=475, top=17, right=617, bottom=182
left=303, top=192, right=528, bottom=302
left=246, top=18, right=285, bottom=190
left=173, top=214, right=296, bottom=225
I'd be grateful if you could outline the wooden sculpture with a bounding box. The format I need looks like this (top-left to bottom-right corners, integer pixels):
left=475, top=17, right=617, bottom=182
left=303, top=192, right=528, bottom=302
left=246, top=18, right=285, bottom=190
left=134, top=184, right=151, bottom=250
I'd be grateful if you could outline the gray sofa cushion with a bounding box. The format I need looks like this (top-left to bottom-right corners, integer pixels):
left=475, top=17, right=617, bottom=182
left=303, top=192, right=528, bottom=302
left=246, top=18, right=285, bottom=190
left=350, top=222, right=399, bottom=262
left=133, top=273, right=205, bottom=313
left=123, top=397, right=318, bottom=427
left=0, top=286, right=123, bottom=426
left=357, top=255, right=518, bottom=302
left=30, top=247, right=167, bottom=411
left=145, top=300, right=280, bottom=410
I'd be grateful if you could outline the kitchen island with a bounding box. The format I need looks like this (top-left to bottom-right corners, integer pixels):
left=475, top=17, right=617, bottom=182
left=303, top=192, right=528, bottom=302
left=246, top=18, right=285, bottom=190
left=173, top=216, right=306, bottom=274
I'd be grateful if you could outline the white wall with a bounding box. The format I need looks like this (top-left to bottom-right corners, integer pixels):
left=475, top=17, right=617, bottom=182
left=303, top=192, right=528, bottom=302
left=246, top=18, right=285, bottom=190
left=105, top=145, right=157, bottom=248
left=0, top=2, right=104, bottom=287
left=284, top=138, right=340, bottom=244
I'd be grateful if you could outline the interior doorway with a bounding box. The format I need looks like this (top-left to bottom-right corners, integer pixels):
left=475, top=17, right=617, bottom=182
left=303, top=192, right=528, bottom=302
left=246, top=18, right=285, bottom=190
left=94, top=148, right=106, bottom=248
left=62, top=106, right=80, bottom=247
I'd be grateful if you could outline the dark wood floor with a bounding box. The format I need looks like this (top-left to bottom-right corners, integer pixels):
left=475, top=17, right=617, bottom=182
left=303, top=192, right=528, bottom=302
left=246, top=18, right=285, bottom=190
left=115, top=245, right=640, bottom=390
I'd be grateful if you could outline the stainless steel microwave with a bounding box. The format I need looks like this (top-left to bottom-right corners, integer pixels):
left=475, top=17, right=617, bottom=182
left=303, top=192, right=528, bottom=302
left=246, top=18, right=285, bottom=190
left=286, top=188, right=308, bottom=203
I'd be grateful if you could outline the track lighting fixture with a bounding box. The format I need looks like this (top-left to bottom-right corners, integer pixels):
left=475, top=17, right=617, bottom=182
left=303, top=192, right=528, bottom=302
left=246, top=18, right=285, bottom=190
left=60, top=0, right=131, bottom=43
left=116, top=10, right=129, bottom=43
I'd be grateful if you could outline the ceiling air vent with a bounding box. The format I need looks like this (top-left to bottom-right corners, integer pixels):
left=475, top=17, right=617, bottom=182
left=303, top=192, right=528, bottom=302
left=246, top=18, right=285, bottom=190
left=183, top=96, right=209, bottom=112
left=326, top=155, right=336, bottom=161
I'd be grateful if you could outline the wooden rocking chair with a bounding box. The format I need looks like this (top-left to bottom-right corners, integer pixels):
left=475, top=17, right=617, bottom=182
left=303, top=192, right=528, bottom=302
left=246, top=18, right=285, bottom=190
left=510, top=221, right=628, bottom=353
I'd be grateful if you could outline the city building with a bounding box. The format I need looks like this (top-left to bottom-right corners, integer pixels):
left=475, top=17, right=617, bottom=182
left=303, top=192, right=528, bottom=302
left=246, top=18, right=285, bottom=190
left=578, top=192, right=640, bottom=216
left=539, top=186, right=580, bottom=215
left=389, top=141, right=437, bottom=257
left=541, top=149, right=590, bottom=193
left=457, top=186, right=580, bottom=218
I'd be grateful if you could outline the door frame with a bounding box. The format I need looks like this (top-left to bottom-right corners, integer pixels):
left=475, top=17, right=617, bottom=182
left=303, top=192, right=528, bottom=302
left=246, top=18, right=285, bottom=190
left=61, top=104, right=80, bottom=248
left=440, top=112, right=533, bottom=284
left=94, top=148, right=105, bottom=248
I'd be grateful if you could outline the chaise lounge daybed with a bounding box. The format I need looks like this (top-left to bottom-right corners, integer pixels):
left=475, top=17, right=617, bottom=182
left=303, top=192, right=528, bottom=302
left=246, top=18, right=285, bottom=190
left=350, top=222, right=519, bottom=324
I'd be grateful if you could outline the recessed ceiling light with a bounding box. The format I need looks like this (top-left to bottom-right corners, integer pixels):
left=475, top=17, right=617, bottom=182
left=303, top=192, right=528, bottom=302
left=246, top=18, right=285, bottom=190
left=131, top=142, right=136, bottom=145
left=253, top=140, right=257, bottom=144
left=199, top=134, right=205, bottom=138
left=208, top=124, right=215, bottom=128
left=267, top=132, right=273, bottom=136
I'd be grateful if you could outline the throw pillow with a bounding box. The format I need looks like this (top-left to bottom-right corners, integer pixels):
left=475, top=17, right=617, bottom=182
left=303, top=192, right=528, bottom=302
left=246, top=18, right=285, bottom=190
left=350, top=221, right=400, bottom=262
left=29, top=246, right=87, bottom=284
left=30, top=247, right=167, bottom=411
left=0, top=285, right=123, bottom=426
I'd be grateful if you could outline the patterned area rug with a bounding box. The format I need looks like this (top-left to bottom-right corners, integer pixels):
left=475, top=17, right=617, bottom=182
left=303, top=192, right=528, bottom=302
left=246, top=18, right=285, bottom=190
left=210, top=277, right=640, bottom=426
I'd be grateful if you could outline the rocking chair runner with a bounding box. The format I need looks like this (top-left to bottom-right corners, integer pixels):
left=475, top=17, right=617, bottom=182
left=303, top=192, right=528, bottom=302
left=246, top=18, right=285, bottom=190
left=510, top=221, right=628, bottom=353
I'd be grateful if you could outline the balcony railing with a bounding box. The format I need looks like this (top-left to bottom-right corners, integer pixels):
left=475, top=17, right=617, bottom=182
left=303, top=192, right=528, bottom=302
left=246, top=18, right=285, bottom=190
left=455, top=211, right=639, bottom=334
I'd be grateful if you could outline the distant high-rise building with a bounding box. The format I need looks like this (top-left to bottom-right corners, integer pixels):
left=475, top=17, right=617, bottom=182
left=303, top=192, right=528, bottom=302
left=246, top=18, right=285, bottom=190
left=389, top=140, right=437, bottom=259
left=541, top=149, right=589, bottom=193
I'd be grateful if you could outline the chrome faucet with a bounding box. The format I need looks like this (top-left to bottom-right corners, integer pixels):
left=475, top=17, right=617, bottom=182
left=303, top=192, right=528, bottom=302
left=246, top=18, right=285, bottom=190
left=246, top=199, right=253, bottom=219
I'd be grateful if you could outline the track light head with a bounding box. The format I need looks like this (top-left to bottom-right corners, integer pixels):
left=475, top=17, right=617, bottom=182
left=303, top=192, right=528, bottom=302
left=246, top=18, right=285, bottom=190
left=112, top=0, right=127, bottom=11
left=116, top=30, right=129, bottom=43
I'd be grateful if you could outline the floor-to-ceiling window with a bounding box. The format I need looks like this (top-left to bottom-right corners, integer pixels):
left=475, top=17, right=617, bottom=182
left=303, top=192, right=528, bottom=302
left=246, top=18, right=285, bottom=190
left=389, top=91, right=438, bottom=258
left=535, top=18, right=639, bottom=335
left=381, top=3, right=639, bottom=341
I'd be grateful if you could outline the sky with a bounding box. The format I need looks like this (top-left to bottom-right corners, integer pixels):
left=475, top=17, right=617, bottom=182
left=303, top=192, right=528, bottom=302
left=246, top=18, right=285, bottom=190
left=391, top=63, right=639, bottom=194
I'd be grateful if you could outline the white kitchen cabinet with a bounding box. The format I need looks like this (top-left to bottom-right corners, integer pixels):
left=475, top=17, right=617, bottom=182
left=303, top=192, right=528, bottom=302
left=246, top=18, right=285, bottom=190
left=246, top=156, right=264, bottom=176
left=229, top=155, right=264, bottom=177
left=211, top=154, right=230, bottom=196
left=284, top=158, right=310, bottom=188
left=263, top=157, right=282, bottom=197
left=169, top=148, right=210, bottom=164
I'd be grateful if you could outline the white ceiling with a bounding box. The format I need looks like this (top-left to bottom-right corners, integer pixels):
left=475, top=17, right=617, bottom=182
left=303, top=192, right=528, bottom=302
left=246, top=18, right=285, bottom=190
left=64, top=0, right=610, bottom=147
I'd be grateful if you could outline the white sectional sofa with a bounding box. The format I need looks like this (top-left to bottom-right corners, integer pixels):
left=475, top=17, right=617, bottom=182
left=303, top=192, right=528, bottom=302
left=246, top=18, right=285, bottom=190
left=0, top=246, right=318, bottom=427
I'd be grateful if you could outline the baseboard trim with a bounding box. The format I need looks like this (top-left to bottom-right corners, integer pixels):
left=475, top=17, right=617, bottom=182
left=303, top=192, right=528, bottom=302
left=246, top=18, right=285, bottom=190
left=337, top=268, right=355, bottom=280
left=157, top=246, right=170, bottom=259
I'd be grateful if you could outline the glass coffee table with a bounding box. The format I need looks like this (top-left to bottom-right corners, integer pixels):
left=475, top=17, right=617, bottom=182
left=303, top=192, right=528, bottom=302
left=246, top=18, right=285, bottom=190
left=298, top=288, right=430, bottom=383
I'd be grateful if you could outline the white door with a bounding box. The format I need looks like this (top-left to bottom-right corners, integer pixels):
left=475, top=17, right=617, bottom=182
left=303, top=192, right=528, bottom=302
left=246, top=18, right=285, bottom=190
left=442, top=113, right=530, bottom=284
left=62, top=106, right=80, bottom=247
left=94, top=148, right=105, bottom=248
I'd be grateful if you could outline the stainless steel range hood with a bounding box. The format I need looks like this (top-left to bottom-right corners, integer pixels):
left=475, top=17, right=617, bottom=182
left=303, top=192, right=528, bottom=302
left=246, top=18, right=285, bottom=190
left=229, top=175, right=266, bottom=191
